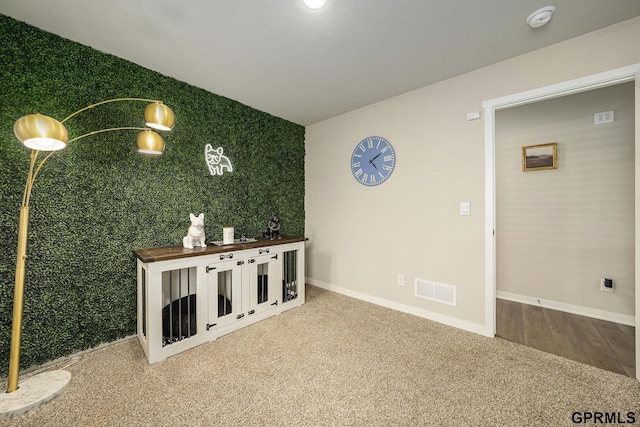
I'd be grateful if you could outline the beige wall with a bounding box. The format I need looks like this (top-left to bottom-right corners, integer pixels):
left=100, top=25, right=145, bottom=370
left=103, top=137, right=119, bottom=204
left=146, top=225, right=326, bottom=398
left=305, top=17, right=640, bottom=333
left=496, top=83, right=634, bottom=321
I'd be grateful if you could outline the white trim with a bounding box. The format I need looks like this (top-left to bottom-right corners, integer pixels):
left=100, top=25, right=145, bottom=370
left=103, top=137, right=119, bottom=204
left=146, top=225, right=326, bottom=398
left=484, top=100, right=496, bottom=338
left=497, top=291, right=635, bottom=327
left=483, top=63, right=640, bottom=381
left=635, top=77, right=640, bottom=381
left=307, top=278, right=491, bottom=337
left=482, top=64, right=640, bottom=111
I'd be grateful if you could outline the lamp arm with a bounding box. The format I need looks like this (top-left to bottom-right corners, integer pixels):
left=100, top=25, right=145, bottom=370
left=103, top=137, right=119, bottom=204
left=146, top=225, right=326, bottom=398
left=66, top=126, right=150, bottom=144
left=61, top=97, right=164, bottom=123
left=21, top=150, right=39, bottom=208
left=28, top=126, right=152, bottom=189
left=29, top=151, right=55, bottom=193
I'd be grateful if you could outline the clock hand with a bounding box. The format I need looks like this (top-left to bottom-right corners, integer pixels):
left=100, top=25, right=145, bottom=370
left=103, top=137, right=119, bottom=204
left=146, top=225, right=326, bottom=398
left=369, top=151, right=382, bottom=169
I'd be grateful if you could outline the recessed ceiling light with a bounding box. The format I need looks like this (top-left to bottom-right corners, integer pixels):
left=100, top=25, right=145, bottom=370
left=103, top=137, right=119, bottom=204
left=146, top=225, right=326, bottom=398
left=304, top=0, right=326, bottom=10
left=526, top=6, right=556, bottom=28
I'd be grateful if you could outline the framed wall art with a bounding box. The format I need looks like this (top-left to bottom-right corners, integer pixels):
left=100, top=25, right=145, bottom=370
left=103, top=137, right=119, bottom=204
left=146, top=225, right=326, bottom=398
left=522, top=142, right=557, bottom=172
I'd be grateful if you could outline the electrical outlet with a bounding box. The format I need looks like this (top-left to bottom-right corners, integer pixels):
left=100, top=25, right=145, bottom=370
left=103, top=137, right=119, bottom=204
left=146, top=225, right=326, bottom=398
left=594, top=110, right=614, bottom=125
left=600, top=278, right=613, bottom=292
left=397, top=274, right=405, bottom=286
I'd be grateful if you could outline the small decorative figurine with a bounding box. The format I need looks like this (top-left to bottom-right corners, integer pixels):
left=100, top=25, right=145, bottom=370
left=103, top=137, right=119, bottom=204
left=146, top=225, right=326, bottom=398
left=183, top=213, right=207, bottom=249
left=262, top=213, right=281, bottom=240
left=205, top=144, right=233, bottom=176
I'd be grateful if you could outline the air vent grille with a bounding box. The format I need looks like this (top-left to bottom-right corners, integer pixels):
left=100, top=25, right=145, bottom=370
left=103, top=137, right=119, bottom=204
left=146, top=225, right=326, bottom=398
left=415, top=279, right=456, bottom=306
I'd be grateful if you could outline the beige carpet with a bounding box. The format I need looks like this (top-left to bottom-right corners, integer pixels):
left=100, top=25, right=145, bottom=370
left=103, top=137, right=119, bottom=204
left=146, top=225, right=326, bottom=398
left=2, top=285, right=639, bottom=426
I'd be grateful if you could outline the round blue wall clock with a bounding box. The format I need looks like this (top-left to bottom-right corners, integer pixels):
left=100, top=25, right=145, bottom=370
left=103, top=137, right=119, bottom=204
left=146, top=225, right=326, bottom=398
left=350, top=136, right=396, bottom=186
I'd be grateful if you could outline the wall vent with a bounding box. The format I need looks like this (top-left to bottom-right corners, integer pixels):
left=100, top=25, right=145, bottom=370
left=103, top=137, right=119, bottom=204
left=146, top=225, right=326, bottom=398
left=415, top=279, right=456, bottom=306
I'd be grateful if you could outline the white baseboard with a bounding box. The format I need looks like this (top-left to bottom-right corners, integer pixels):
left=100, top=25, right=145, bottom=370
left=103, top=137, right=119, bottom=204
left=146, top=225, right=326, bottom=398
left=306, top=278, right=492, bottom=337
left=496, top=291, right=635, bottom=326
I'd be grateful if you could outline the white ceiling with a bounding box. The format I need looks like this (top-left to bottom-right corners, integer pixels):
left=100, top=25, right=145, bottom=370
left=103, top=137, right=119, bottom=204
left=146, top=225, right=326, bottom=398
left=2, top=0, right=639, bottom=126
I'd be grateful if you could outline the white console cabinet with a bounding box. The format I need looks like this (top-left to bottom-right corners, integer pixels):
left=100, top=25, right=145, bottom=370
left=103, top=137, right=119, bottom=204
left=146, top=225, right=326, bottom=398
left=134, top=237, right=305, bottom=363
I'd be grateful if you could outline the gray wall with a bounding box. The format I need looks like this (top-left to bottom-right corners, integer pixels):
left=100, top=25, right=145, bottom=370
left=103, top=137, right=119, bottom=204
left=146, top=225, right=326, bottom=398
left=496, top=82, right=635, bottom=321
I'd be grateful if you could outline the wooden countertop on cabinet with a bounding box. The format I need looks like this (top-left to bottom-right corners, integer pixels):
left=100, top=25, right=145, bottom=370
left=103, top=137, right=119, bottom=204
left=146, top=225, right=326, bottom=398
left=134, top=236, right=307, bottom=263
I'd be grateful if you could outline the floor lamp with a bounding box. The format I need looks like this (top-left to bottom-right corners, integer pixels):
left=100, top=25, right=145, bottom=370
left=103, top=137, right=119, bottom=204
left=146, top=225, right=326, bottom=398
left=0, top=98, right=175, bottom=419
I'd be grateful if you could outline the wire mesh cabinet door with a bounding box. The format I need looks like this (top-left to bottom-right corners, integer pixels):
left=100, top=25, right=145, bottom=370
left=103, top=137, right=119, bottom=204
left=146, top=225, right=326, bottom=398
left=206, top=258, right=242, bottom=330
left=247, top=253, right=279, bottom=316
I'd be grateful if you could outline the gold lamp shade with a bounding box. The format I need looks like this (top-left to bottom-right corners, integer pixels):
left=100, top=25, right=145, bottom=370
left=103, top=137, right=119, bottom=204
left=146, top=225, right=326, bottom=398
left=136, top=130, right=165, bottom=155
left=144, top=103, right=175, bottom=131
left=14, top=114, right=69, bottom=151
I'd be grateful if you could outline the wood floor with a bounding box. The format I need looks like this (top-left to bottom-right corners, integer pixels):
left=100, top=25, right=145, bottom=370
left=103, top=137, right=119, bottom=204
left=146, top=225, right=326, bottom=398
left=496, top=299, right=635, bottom=378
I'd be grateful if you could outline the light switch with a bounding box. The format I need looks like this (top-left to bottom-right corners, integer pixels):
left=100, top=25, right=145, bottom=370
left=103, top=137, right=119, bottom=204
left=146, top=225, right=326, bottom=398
left=460, top=202, right=470, bottom=216
left=466, top=111, right=481, bottom=121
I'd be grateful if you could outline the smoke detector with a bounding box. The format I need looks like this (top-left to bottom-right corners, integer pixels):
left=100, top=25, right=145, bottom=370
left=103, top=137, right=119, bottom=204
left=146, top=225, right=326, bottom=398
left=526, top=6, right=556, bottom=28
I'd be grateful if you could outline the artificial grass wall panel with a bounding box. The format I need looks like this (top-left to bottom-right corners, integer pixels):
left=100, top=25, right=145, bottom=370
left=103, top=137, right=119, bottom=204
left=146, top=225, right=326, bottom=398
left=0, top=15, right=305, bottom=375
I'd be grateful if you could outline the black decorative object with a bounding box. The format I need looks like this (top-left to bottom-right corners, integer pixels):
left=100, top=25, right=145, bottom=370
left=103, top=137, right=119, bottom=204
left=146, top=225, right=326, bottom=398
left=262, top=214, right=281, bottom=240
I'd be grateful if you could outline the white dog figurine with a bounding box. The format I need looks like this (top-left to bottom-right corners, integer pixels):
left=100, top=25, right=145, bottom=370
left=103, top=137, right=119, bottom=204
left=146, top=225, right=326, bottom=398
left=183, top=213, right=207, bottom=249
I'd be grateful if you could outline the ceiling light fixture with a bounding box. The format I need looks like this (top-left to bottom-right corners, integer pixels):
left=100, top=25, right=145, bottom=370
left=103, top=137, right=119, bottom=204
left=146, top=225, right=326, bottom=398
left=303, top=0, right=326, bottom=10
left=526, top=6, right=556, bottom=28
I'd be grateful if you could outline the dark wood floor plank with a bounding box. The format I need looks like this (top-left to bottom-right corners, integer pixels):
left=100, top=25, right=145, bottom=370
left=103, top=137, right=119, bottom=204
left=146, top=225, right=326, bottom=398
left=593, top=319, right=635, bottom=369
left=496, top=299, right=635, bottom=378
left=571, top=316, right=623, bottom=374
left=541, top=306, right=579, bottom=361
left=495, top=299, right=524, bottom=344
left=521, top=304, right=554, bottom=353
left=616, top=323, right=635, bottom=336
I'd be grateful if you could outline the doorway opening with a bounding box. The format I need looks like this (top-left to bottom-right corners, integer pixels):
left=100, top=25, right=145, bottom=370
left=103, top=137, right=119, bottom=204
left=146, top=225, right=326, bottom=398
left=483, top=64, right=640, bottom=380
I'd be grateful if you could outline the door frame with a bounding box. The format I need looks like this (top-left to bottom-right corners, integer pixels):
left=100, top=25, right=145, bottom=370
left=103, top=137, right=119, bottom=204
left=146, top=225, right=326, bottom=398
left=483, top=63, right=640, bottom=380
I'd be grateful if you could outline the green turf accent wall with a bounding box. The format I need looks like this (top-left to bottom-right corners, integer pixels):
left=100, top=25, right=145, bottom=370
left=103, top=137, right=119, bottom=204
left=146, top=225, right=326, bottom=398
left=0, top=15, right=305, bottom=376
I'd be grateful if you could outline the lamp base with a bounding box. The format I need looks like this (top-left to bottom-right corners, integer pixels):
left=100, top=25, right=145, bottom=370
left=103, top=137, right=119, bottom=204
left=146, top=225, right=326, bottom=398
left=0, top=370, right=71, bottom=420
